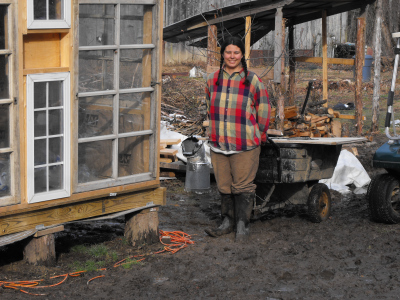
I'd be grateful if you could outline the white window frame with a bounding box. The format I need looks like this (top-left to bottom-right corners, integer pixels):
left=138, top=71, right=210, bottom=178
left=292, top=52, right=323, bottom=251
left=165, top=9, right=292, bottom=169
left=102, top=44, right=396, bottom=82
left=26, top=72, right=71, bottom=203
left=76, top=3, right=157, bottom=193
left=27, top=0, right=71, bottom=29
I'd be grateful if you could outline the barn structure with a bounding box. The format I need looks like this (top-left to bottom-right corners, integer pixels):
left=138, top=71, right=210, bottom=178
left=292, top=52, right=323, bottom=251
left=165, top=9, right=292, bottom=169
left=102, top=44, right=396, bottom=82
left=163, top=0, right=376, bottom=134
left=0, top=0, right=165, bottom=264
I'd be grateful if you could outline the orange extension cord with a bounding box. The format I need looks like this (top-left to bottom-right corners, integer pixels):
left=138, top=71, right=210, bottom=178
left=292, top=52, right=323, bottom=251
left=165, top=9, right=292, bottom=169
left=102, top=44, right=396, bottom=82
left=0, top=230, right=194, bottom=296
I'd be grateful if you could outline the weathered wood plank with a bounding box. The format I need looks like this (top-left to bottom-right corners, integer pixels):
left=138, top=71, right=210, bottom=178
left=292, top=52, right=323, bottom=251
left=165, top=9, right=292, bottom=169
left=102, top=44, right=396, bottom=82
left=0, top=187, right=166, bottom=236
left=322, top=10, right=328, bottom=105
left=294, top=57, right=355, bottom=65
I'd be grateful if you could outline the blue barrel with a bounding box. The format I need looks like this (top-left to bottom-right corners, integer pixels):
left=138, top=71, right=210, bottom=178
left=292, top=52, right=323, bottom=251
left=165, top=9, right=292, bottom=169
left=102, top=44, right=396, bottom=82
left=353, top=55, right=374, bottom=82
left=363, top=55, right=373, bottom=82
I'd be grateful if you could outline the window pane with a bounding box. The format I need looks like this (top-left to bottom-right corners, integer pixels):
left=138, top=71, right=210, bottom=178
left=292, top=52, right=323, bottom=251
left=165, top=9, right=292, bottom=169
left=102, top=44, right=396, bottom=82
left=119, top=92, right=151, bottom=133
left=49, top=137, right=63, bottom=163
left=34, top=167, right=47, bottom=193
left=49, top=165, right=63, bottom=191
left=79, top=5, right=115, bottom=46
left=34, top=111, right=47, bottom=137
left=120, top=49, right=151, bottom=89
left=0, top=5, right=7, bottom=50
left=120, top=5, right=144, bottom=45
left=78, top=95, right=113, bottom=138
left=0, top=55, right=9, bottom=99
left=78, top=140, right=112, bottom=183
left=49, top=109, right=63, bottom=135
left=33, top=0, right=47, bottom=20
left=79, top=50, right=114, bottom=92
left=118, top=135, right=149, bottom=177
left=49, top=81, right=63, bottom=107
left=34, top=82, right=47, bottom=109
left=0, top=153, right=10, bottom=197
left=34, top=139, right=46, bottom=165
left=49, top=0, right=63, bottom=20
left=0, top=104, right=9, bottom=148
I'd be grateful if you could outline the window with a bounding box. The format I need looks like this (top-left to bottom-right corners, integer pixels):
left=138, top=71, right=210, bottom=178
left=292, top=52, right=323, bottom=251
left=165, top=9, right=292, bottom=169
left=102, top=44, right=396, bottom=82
left=27, top=72, right=70, bottom=203
left=0, top=3, right=15, bottom=206
left=77, top=3, right=156, bottom=192
left=27, top=0, right=71, bottom=29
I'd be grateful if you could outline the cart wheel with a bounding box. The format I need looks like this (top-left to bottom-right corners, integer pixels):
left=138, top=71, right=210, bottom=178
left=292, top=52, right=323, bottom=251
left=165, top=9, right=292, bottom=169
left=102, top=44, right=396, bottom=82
left=367, top=173, right=400, bottom=224
left=307, top=183, right=331, bottom=223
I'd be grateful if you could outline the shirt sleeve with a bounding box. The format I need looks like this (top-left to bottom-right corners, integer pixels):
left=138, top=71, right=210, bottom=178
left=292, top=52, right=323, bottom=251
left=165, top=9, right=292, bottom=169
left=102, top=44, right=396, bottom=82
left=254, top=77, right=271, bottom=142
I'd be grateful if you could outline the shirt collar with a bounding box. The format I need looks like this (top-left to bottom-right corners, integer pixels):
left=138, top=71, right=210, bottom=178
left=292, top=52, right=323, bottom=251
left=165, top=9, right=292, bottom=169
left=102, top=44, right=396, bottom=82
left=222, top=66, right=245, bottom=78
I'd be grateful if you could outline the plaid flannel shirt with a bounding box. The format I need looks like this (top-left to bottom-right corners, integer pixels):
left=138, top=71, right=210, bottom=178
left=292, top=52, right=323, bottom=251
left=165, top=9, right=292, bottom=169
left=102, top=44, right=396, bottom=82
left=205, top=68, right=271, bottom=151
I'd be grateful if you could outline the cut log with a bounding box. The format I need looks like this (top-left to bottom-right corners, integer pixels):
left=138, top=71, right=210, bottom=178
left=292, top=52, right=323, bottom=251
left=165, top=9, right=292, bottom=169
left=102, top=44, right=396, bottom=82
left=124, top=208, right=159, bottom=247
left=24, top=234, right=56, bottom=266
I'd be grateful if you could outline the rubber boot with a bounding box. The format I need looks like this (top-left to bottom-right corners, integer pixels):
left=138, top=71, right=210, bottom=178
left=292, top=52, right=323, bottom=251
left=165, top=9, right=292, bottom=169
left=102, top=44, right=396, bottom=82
left=205, top=194, right=234, bottom=237
left=234, top=192, right=254, bottom=242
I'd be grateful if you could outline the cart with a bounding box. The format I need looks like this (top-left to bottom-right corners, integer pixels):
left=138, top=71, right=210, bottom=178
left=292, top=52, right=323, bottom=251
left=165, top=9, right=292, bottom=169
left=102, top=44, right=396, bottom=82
left=254, top=137, right=366, bottom=222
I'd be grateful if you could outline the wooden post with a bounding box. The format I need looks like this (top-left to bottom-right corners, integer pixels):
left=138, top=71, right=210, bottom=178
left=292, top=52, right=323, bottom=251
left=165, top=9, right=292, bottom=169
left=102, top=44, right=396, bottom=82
left=355, top=16, right=366, bottom=136
left=207, top=25, right=218, bottom=67
left=288, top=23, right=295, bottom=105
left=23, top=234, right=56, bottom=266
left=371, top=0, right=382, bottom=133
left=245, top=16, right=251, bottom=68
left=281, top=18, right=286, bottom=89
left=124, top=208, right=159, bottom=247
left=322, top=10, right=328, bottom=106
left=274, top=7, right=283, bottom=83
left=162, top=40, right=166, bottom=66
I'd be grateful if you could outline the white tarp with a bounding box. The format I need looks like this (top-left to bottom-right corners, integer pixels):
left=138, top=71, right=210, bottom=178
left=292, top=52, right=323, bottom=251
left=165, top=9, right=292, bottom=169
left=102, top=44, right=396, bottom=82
left=319, top=149, right=371, bottom=193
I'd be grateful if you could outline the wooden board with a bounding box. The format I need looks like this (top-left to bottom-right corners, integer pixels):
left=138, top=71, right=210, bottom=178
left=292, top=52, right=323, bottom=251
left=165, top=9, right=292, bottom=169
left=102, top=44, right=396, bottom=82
left=23, top=33, right=61, bottom=69
left=0, top=187, right=166, bottom=237
left=160, top=138, right=181, bottom=145
left=270, top=137, right=367, bottom=145
left=160, top=148, right=178, bottom=156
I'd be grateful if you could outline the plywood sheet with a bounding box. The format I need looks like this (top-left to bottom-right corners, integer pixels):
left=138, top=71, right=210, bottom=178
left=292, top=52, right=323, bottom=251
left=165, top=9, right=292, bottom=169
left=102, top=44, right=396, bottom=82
left=23, top=33, right=60, bottom=69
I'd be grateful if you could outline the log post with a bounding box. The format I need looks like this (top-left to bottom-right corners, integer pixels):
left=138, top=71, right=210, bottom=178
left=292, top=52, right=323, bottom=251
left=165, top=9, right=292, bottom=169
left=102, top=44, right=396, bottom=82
left=274, top=7, right=283, bottom=83
left=281, top=18, right=286, bottom=90
left=245, top=16, right=251, bottom=68
left=23, top=234, right=56, bottom=266
left=355, top=16, right=366, bottom=135
left=207, top=25, right=218, bottom=67
left=322, top=10, right=328, bottom=107
left=371, top=0, right=382, bottom=133
left=288, top=23, right=295, bottom=105
left=124, top=208, right=159, bottom=247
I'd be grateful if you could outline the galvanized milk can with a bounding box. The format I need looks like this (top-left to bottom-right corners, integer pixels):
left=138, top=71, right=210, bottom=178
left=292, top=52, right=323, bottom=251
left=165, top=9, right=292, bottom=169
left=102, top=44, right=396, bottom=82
left=181, top=136, right=210, bottom=194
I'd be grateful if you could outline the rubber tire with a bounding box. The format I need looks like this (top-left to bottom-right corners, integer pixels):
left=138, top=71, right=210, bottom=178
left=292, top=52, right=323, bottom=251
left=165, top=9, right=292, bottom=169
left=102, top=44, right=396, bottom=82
left=367, top=173, right=400, bottom=224
left=307, top=183, right=331, bottom=223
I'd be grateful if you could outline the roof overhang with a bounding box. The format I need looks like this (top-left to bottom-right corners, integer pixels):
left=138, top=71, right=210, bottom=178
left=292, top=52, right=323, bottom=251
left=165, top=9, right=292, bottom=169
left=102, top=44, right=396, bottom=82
left=163, top=0, right=376, bottom=48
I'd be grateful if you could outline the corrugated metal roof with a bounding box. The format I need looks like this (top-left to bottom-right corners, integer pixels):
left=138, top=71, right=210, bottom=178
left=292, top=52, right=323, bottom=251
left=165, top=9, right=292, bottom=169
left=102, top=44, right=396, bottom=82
left=163, top=0, right=375, bottom=47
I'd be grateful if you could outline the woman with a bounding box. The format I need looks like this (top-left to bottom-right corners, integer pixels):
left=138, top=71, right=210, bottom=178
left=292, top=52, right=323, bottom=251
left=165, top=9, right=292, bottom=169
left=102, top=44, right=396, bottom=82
left=204, top=36, right=271, bottom=242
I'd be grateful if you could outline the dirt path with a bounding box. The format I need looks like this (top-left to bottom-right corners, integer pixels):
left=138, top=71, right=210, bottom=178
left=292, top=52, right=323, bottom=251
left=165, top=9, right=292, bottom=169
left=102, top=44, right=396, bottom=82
left=2, top=138, right=400, bottom=299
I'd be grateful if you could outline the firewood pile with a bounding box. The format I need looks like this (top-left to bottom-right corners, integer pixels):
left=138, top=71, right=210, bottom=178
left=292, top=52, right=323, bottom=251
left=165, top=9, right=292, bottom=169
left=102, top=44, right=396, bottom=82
left=269, top=100, right=342, bottom=138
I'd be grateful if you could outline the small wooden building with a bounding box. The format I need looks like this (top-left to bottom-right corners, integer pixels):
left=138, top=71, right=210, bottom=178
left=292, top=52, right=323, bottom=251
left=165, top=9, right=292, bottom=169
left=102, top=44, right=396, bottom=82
left=0, top=0, right=165, bottom=263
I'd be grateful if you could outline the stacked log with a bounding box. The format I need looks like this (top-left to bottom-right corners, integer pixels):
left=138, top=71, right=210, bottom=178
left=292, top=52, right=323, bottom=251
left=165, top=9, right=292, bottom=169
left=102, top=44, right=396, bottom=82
left=269, top=104, right=342, bottom=138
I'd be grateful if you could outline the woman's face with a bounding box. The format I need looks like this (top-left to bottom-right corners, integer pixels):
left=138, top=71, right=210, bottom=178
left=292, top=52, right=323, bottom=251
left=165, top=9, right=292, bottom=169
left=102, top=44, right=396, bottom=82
left=223, top=44, right=243, bottom=73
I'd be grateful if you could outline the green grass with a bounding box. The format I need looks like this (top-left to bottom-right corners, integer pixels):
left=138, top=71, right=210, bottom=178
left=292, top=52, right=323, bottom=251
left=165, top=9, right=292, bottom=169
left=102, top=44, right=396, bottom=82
left=69, top=244, right=119, bottom=272
left=121, top=257, right=142, bottom=269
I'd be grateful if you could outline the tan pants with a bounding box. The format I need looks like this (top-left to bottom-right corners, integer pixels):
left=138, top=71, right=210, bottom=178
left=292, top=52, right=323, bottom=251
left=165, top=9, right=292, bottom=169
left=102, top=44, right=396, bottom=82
left=210, top=147, right=261, bottom=195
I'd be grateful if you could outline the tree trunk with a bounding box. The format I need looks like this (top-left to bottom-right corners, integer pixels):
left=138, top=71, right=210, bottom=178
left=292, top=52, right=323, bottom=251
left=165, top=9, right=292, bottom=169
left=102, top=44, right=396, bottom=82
left=371, top=0, right=382, bottom=133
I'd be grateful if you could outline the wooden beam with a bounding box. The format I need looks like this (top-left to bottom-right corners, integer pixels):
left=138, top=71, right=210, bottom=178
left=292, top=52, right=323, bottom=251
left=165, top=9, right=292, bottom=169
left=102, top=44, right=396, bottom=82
left=245, top=16, right=251, bottom=68
left=371, top=0, right=382, bottom=133
left=281, top=18, right=286, bottom=88
left=338, top=114, right=366, bottom=120
left=322, top=10, right=328, bottom=106
left=274, top=7, right=283, bottom=83
left=0, top=187, right=166, bottom=236
left=207, top=25, right=218, bottom=67
left=34, top=225, right=64, bottom=237
left=355, top=16, right=366, bottom=135
left=288, top=23, right=295, bottom=105
left=294, top=57, right=355, bottom=65
left=186, top=0, right=295, bottom=31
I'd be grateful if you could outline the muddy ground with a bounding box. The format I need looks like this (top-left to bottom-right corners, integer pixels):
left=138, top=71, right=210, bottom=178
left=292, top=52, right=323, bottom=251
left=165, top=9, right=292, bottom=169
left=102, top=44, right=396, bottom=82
left=1, top=134, right=400, bottom=299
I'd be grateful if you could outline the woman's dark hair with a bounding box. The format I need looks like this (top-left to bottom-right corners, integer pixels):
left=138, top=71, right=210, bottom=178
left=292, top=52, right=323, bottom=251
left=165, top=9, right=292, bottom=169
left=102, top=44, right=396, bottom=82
left=216, top=36, right=250, bottom=86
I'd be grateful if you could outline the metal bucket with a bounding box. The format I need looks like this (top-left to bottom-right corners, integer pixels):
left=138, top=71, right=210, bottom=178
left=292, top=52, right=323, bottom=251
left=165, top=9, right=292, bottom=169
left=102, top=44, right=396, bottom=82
left=181, top=137, right=210, bottom=194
